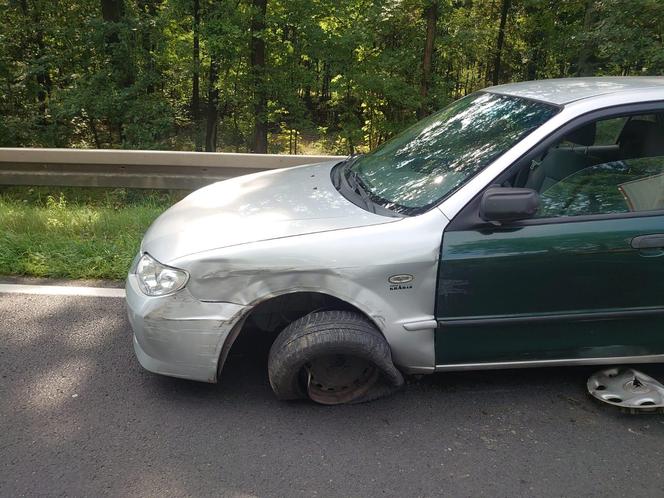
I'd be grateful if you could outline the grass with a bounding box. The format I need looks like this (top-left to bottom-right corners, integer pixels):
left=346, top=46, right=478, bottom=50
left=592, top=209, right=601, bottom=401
left=0, top=187, right=188, bottom=280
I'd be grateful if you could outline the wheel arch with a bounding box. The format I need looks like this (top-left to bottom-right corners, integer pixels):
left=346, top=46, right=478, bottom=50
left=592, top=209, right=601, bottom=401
left=216, top=289, right=386, bottom=379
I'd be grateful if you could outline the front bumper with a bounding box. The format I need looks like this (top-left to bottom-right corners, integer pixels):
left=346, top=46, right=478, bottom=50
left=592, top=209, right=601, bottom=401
left=126, top=275, right=247, bottom=383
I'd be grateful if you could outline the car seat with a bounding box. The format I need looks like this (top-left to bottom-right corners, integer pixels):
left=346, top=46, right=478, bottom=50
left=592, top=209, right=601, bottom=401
left=525, top=122, right=596, bottom=192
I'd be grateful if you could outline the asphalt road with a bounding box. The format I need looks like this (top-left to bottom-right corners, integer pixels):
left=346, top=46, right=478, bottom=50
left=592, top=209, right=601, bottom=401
left=2, top=292, right=664, bottom=497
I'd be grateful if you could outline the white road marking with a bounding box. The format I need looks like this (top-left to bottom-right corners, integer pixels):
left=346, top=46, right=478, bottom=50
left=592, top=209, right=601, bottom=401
left=0, top=283, right=126, bottom=298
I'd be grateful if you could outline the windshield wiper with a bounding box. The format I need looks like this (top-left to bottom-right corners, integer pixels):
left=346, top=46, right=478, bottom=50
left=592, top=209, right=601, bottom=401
left=331, top=155, right=399, bottom=217
left=336, top=153, right=361, bottom=168
left=345, top=168, right=377, bottom=214
left=332, top=154, right=372, bottom=210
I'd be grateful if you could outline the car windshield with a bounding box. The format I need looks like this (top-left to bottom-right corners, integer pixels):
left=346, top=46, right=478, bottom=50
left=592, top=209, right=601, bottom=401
left=346, top=92, right=559, bottom=214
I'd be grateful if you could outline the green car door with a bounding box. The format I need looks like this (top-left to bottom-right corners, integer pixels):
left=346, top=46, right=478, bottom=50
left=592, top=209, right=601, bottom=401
left=435, top=111, right=664, bottom=366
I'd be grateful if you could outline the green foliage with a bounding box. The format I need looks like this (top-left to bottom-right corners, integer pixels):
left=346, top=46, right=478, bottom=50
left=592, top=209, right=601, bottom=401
left=589, top=0, right=664, bottom=75
left=1, top=0, right=663, bottom=153
left=0, top=187, right=185, bottom=279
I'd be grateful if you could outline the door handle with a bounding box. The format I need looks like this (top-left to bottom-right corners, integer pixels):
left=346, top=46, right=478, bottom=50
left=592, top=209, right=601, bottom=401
left=631, top=234, right=664, bottom=250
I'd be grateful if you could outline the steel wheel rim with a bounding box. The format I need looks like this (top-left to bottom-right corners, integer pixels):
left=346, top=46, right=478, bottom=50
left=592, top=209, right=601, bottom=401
left=304, top=354, right=379, bottom=405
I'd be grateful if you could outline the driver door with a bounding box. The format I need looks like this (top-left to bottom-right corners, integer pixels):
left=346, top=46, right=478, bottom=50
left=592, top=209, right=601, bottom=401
left=435, top=107, right=664, bottom=367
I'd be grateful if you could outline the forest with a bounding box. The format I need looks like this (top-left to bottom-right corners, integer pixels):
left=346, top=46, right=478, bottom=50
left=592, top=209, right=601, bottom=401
left=2, top=0, right=664, bottom=155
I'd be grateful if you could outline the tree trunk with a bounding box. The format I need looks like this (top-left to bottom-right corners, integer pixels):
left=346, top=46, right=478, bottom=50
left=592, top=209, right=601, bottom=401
left=321, top=61, right=331, bottom=102
left=35, top=34, right=52, bottom=119
left=419, top=1, right=438, bottom=119
left=138, top=0, right=161, bottom=93
left=100, top=0, right=130, bottom=144
left=302, top=58, right=314, bottom=114
left=89, top=118, right=102, bottom=148
left=526, top=47, right=540, bottom=80
left=25, top=5, right=51, bottom=121
left=192, top=0, right=202, bottom=150
left=491, top=0, right=511, bottom=86
left=576, top=0, right=597, bottom=76
left=318, top=60, right=331, bottom=123
left=101, top=0, right=124, bottom=24
left=101, top=0, right=133, bottom=89
left=205, top=60, right=219, bottom=152
left=250, top=0, right=268, bottom=153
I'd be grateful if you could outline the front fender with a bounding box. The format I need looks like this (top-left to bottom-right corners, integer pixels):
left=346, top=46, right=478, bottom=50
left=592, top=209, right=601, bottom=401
left=173, top=209, right=448, bottom=372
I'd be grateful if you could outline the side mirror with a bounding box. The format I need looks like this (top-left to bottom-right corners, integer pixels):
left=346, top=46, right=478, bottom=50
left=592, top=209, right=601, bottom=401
left=479, top=187, right=539, bottom=223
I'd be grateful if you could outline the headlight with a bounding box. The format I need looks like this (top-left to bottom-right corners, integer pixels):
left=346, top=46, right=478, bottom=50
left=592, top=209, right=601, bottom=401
left=135, top=253, right=189, bottom=296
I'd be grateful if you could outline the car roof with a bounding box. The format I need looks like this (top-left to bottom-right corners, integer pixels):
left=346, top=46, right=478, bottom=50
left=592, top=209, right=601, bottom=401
left=485, top=77, right=664, bottom=105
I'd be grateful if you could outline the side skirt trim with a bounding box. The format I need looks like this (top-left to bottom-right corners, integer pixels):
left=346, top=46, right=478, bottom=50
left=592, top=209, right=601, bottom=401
left=437, top=306, right=664, bottom=327
left=435, top=354, right=664, bottom=372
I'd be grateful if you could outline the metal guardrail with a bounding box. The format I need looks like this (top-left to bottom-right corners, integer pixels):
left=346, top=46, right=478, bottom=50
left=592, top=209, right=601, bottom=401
left=0, top=148, right=345, bottom=189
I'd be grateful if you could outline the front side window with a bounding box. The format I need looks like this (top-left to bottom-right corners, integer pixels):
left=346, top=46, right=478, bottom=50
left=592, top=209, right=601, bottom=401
left=523, top=112, right=664, bottom=218
left=538, top=159, right=664, bottom=217
left=347, top=92, right=558, bottom=215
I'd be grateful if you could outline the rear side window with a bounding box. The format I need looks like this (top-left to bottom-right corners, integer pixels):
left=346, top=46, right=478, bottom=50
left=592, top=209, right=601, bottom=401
left=593, top=117, right=628, bottom=145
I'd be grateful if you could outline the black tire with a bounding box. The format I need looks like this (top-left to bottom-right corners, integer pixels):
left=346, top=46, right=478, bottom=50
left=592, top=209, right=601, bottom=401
left=267, top=310, right=404, bottom=405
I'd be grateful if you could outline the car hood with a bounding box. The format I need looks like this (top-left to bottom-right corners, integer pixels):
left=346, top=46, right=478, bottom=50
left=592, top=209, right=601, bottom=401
left=141, top=161, right=400, bottom=264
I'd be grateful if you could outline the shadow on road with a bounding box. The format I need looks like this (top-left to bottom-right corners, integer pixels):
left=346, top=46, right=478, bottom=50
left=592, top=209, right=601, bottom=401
left=2, top=294, right=664, bottom=497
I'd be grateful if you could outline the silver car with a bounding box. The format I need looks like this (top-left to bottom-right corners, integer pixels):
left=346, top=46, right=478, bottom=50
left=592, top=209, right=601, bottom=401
left=127, top=77, right=664, bottom=405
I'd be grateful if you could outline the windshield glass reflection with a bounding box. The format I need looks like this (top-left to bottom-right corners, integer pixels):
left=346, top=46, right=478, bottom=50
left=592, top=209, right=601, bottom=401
left=348, top=92, right=558, bottom=214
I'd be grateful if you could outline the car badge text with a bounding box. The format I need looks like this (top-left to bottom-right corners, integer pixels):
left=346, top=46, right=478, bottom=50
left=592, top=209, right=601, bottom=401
left=388, top=274, right=414, bottom=290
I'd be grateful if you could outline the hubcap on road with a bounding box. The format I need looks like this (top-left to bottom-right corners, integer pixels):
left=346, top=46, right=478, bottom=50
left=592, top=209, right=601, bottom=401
left=587, top=368, right=664, bottom=412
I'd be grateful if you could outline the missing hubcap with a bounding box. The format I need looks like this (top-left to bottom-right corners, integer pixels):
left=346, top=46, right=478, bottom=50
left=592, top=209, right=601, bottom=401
left=304, top=354, right=379, bottom=405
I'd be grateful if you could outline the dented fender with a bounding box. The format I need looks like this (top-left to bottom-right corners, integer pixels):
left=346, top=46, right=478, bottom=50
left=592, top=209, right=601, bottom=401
left=172, top=208, right=449, bottom=373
